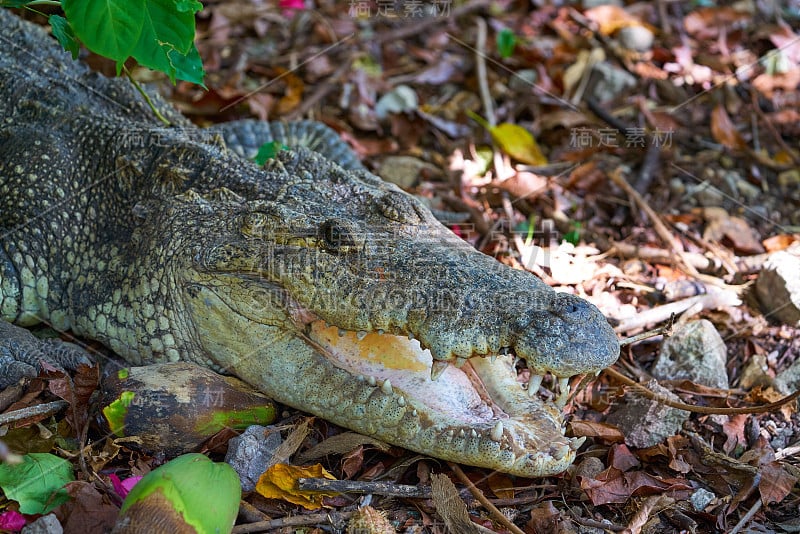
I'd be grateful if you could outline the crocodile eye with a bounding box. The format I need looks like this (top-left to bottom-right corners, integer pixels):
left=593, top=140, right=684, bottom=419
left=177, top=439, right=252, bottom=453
left=319, top=219, right=358, bottom=253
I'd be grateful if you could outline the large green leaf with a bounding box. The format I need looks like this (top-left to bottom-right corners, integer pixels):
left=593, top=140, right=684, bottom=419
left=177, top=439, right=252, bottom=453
left=63, top=0, right=146, bottom=66
left=130, top=0, right=205, bottom=84
left=49, top=15, right=80, bottom=59
left=0, top=453, right=74, bottom=514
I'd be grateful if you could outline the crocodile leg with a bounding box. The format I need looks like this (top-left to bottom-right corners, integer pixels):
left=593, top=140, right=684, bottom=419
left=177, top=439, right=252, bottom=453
left=208, top=120, right=364, bottom=171
left=0, top=246, right=91, bottom=388
left=0, top=321, right=92, bottom=388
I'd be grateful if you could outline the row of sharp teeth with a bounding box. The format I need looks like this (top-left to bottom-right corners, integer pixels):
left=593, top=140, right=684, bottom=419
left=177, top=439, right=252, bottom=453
left=335, top=326, right=575, bottom=408
left=356, top=371, right=587, bottom=452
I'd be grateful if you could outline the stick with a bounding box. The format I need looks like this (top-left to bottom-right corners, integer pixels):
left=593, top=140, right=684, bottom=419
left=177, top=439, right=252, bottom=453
left=297, top=477, right=431, bottom=498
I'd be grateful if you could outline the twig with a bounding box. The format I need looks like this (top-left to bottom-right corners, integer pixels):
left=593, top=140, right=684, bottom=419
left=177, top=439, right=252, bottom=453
left=298, top=477, right=431, bottom=498
left=614, top=289, right=741, bottom=333
left=0, top=400, right=69, bottom=426
left=447, top=462, right=526, bottom=534
left=474, top=16, right=493, bottom=127
left=619, top=322, right=673, bottom=347
left=603, top=366, right=800, bottom=415
left=124, top=67, right=170, bottom=126
left=231, top=511, right=354, bottom=534
left=729, top=499, right=762, bottom=534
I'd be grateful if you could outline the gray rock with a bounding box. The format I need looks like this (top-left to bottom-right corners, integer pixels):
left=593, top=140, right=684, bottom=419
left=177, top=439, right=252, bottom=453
left=21, top=514, right=62, bottom=534
left=652, top=319, right=729, bottom=389
left=756, top=247, right=800, bottom=326
left=224, top=425, right=283, bottom=492
left=376, top=155, right=439, bottom=189
left=690, top=488, right=715, bottom=512
left=606, top=380, right=689, bottom=448
left=617, top=26, right=654, bottom=53
left=587, top=61, right=636, bottom=103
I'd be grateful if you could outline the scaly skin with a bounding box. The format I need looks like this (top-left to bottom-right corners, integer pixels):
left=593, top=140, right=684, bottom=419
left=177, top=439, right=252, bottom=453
left=0, top=10, right=619, bottom=476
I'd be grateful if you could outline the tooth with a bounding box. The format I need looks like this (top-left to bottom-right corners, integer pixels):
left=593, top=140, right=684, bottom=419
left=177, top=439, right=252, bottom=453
left=569, top=436, right=586, bottom=450
left=377, top=329, right=385, bottom=335
left=411, top=409, right=418, bottom=417
left=356, top=330, right=367, bottom=340
left=527, top=374, right=543, bottom=397
left=490, top=354, right=497, bottom=363
left=407, top=332, right=414, bottom=340
left=357, top=375, right=365, bottom=381
left=397, top=396, right=406, bottom=406
left=338, top=328, right=346, bottom=337
left=446, top=430, right=454, bottom=438
left=367, top=376, right=377, bottom=387
left=490, top=421, right=503, bottom=442
left=430, top=361, right=449, bottom=381
left=381, top=379, right=393, bottom=395
left=470, top=429, right=477, bottom=439
left=458, top=429, right=465, bottom=438
left=555, top=377, right=570, bottom=407
left=553, top=443, right=570, bottom=460
left=454, top=357, right=468, bottom=368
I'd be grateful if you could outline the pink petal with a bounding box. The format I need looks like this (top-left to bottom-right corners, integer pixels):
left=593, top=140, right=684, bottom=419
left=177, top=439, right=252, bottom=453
left=0, top=510, right=27, bottom=532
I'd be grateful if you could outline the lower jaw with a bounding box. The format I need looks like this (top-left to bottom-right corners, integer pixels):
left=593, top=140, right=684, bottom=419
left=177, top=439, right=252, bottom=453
left=302, top=321, right=577, bottom=477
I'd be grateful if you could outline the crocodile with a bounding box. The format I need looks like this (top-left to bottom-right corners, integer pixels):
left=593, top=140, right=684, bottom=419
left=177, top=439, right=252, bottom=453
left=0, top=10, right=619, bottom=477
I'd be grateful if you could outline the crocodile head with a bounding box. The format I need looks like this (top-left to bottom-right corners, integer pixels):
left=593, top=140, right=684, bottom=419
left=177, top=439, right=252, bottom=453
left=130, top=147, right=619, bottom=477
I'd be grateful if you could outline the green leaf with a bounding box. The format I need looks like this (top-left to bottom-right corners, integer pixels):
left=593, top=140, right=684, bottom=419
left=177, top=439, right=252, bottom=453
left=497, top=28, right=516, bottom=59
left=564, top=222, right=582, bottom=246
left=63, top=0, right=146, bottom=69
left=254, top=141, right=287, bottom=166
left=49, top=15, right=80, bottom=60
left=0, top=453, right=74, bottom=514
left=129, top=0, right=205, bottom=84
left=165, top=43, right=206, bottom=86
left=175, top=0, right=203, bottom=13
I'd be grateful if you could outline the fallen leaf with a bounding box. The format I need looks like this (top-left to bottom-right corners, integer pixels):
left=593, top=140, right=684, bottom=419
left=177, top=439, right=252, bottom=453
left=763, top=234, right=799, bottom=252
left=256, top=463, right=338, bottom=510
left=710, top=104, right=747, bottom=150
left=490, top=123, right=547, bottom=165
left=487, top=472, right=515, bottom=499
left=568, top=421, right=625, bottom=443
left=584, top=5, right=641, bottom=35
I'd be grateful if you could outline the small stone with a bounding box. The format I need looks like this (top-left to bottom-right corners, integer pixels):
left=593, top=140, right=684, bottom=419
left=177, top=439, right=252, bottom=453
left=652, top=319, right=729, bottom=389
left=224, top=425, right=283, bottom=492
left=21, top=514, right=63, bottom=534
left=617, top=25, right=654, bottom=53
left=587, top=61, right=636, bottom=103
left=606, top=380, right=689, bottom=448
left=690, top=488, right=715, bottom=512
left=376, top=155, right=439, bottom=189
left=571, top=456, right=605, bottom=482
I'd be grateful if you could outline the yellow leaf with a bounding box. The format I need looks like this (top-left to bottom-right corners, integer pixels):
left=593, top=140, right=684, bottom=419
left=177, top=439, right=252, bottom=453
left=489, top=123, right=548, bottom=165
left=255, top=463, right=338, bottom=510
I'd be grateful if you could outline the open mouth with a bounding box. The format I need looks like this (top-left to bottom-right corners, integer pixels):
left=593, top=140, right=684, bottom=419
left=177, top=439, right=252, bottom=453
left=300, top=320, right=585, bottom=475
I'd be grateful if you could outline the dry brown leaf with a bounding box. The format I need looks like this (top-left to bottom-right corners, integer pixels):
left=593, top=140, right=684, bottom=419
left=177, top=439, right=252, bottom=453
left=568, top=420, right=625, bottom=443
left=486, top=472, right=514, bottom=500
left=710, top=104, right=747, bottom=151
left=763, top=234, right=799, bottom=252
left=703, top=212, right=765, bottom=254
left=255, top=463, right=338, bottom=510
left=584, top=5, right=641, bottom=35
